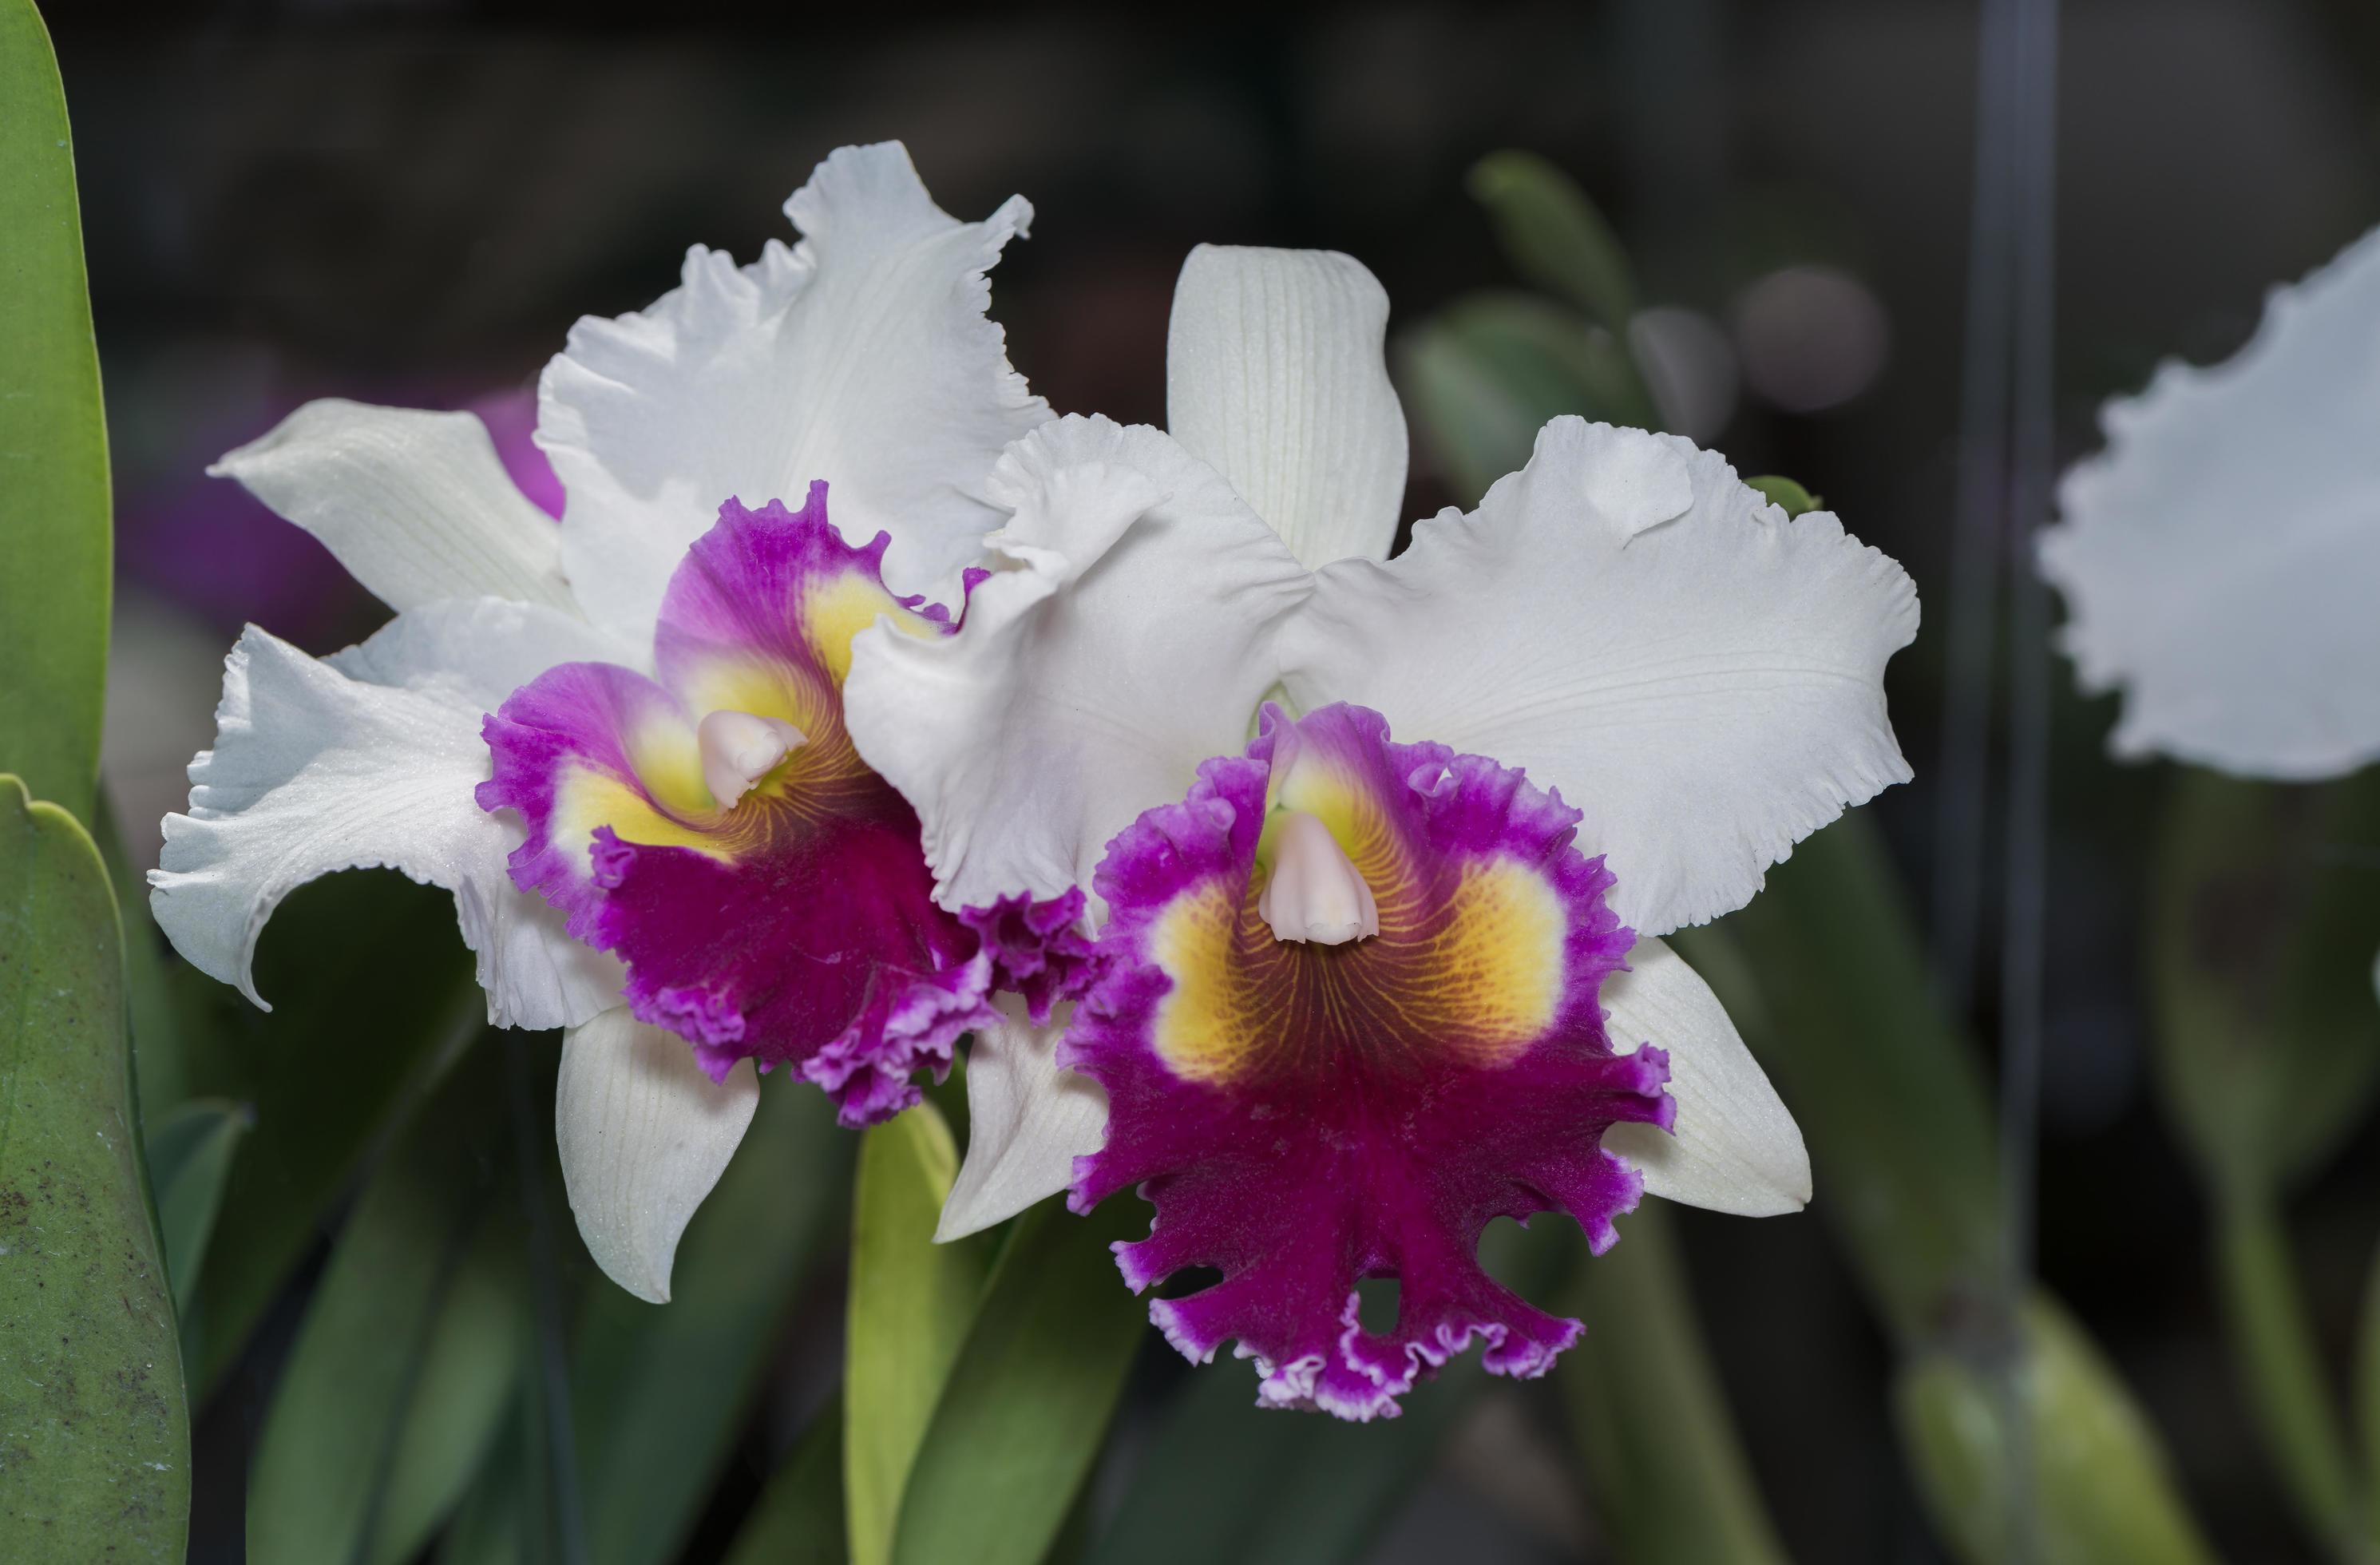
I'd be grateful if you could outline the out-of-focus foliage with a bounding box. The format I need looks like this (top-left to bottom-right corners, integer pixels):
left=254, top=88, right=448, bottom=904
left=143, top=1096, right=250, bottom=1316
left=0, top=778, right=188, bottom=1556
left=1899, top=1297, right=2219, bottom=1565
left=1562, top=1203, right=1788, bottom=1565
left=0, top=0, right=109, bottom=824
left=727, top=1396, right=846, bottom=1565
left=247, top=1039, right=525, bottom=1565
left=2148, top=767, right=2380, bottom=1559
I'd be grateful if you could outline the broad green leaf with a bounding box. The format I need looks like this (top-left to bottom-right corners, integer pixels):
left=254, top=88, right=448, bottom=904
left=1744, top=475, right=1824, bottom=517
left=2148, top=767, right=2380, bottom=1199
left=180, top=871, right=482, bottom=1393
left=845, top=1102, right=990, bottom=1565
left=572, top=1076, right=849, bottom=1565
left=0, top=0, right=109, bottom=823
left=0, top=777, right=188, bottom=1555
left=1675, top=815, right=1999, bottom=1340
left=1899, top=1295, right=2216, bottom=1565
left=893, top=1201, right=1146, bottom=1565
left=1468, top=149, right=1640, bottom=334
left=725, top=1396, right=846, bottom=1565
left=247, top=1037, right=523, bottom=1565
left=1560, top=1203, right=1788, bottom=1565
left=143, top=1096, right=250, bottom=1315
left=89, top=798, right=191, bottom=1133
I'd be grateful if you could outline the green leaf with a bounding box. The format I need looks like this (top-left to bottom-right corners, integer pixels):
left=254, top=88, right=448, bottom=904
left=2355, top=1230, right=2380, bottom=1547
left=724, top=1396, right=846, bottom=1565
left=1559, top=1203, right=1788, bottom=1565
left=179, top=871, right=483, bottom=1393
left=845, top=1102, right=990, bottom=1565
left=0, top=1, right=110, bottom=823
left=1674, top=814, right=2000, bottom=1340
left=1898, top=1295, right=2217, bottom=1565
left=1467, top=149, right=1640, bottom=333
left=893, top=1201, right=1146, bottom=1565
left=572, top=1076, right=849, bottom=1565
left=0, top=777, right=188, bottom=1555
left=1744, top=476, right=1824, bottom=518
left=2148, top=768, right=2380, bottom=1199
left=246, top=1038, right=525, bottom=1565
left=143, top=1096, right=250, bottom=1316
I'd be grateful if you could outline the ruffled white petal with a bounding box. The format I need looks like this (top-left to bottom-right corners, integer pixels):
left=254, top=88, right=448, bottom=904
left=556, top=1007, right=758, bottom=1303
left=1166, top=245, right=1408, bottom=569
left=209, top=399, right=577, bottom=616
left=1279, top=418, right=1918, bottom=937
left=1597, top=938, right=1809, bottom=1217
left=539, top=141, right=1050, bottom=644
left=149, top=600, right=630, bottom=1031
left=845, top=414, right=1312, bottom=912
left=935, top=996, right=1107, bottom=1242
left=2038, top=224, right=2380, bottom=781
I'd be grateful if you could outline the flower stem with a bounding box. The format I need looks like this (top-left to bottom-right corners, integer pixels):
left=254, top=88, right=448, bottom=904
left=2215, top=1187, right=2363, bottom=1562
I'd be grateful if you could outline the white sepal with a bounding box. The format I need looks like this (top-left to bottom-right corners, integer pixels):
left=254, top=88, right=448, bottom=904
left=1598, top=937, right=1810, bottom=1217
left=937, top=996, right=1107, bottom=1242
left=556, top=1008, right=758, bottom=1303
left=210, top=398, right=577, bottom=617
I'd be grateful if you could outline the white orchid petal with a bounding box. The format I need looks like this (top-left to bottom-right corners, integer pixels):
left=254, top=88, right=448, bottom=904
left=540, top=141, right=1050, bottom=644
left=209, top=398, right=576, bottom=616
left=1166, top=245, right=1409, bottom=569
left=1281, top=418, right=1918, bottom=937
left=2038, top=224, right=2380, bottom=781
left=937, top=996, right=1107, bottom=1242
left=557, top=1008, right=758, bottom=1303
left=846, top=414, right=1311, bottom=913
left=149, top=600, right=629, bottom=1032
left=1598, top=938, right=1810, bottom=1217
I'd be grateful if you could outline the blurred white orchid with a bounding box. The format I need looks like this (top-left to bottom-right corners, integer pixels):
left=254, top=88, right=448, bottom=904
left=150, top=143, right=1048, bottom=1302
left=2040, top=224, right=2380, bottom=782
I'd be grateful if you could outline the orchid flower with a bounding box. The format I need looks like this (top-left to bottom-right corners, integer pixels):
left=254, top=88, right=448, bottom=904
left=844, top=246, right=1921, bottom=1417
left=149, top=143, right=1052, bottom=1302
left=2038, top=223, right=2380, bottom=782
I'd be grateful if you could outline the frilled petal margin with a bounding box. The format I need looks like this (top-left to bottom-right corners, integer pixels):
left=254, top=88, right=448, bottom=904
left=1067, top=703, right=1669, bottom=1420
left=556, top=1006, right=758, bottom=1304
left=845, top=415, right=1313, bottom=915
left=151, top=598, right=630, bottom=1032
left=1279, top=418, right=1919, bottom=939
left=539, top=141, right=1051, bottom=646
left=2039, top=224, right=2380, bottom=781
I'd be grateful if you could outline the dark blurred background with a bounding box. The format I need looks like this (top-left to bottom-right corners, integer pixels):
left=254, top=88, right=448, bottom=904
left=48, top=2, right=2380, bottom=1559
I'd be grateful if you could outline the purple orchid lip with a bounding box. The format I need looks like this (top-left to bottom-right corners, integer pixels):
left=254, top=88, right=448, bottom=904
left=478, top=484, right=1088, bottom=1126
left=1063, top=702, right=1671, bottom=1419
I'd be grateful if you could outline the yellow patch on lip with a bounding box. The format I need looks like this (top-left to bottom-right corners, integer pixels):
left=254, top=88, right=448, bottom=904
left=552, top=762, right=737, bottom=873
left=802, top=569, right=939, bottom=685
left=1147, top=852, right=1570, bottom=1087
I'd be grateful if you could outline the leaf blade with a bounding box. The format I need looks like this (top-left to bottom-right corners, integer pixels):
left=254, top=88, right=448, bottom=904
left=0, top=778, right=188, bottom=1557
left=0, top=0, right=110, bottom=822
